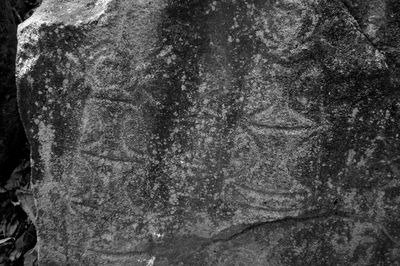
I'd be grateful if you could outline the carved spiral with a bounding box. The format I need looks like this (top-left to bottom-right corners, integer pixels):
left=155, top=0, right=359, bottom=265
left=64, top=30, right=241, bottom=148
left=254, top=0, right=319, bottom=56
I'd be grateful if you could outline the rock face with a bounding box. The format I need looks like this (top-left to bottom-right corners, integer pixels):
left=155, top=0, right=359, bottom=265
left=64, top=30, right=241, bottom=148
left=16, top=0, right=400, bottom=265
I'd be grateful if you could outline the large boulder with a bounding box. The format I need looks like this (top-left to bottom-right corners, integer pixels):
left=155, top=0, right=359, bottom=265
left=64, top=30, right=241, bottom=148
left=17, top=0, right=400, bottom=264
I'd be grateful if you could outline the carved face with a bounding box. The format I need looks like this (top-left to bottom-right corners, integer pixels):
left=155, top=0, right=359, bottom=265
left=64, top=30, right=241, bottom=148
left=66, top=0, right=386, bottom=239
left=146, top=0, right=386, bottom=233
left=161, top=0, right=323, bottom=225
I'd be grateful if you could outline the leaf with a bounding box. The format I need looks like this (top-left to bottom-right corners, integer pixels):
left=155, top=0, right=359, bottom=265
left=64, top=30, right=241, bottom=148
left=13, top=225, right=37, bottom=262
left=15, top=189, right=36, bottom=226
left=4, top=160, right=30, bottom=191
left=1, top=220, right=7, bottom=236
left=24, top=248, right=38, bottom=266
left=5, top=220, right=19, bottom=237
left=0, top=237, right=13, bottom=246
left=9, top=249, right=22, bottom=262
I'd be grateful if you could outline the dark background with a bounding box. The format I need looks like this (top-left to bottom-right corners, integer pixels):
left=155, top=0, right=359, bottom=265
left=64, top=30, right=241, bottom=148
left=0, top=1, right=40, bottom=265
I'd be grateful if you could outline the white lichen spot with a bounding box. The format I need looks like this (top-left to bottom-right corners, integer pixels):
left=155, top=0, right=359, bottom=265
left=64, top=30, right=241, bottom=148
left=62, top=79, right=69, bottom=88
left=146, top=257, right=156, bottom=266
left=27, top=75, right=34, bottom=86
left=374, top=50, right=388, bottom=69
left=101, top=232, right=113, bottom=242
left=157, top=45, right=172, bottom=58
left=210, top=1, right=217, bottom=11
left=348, top=107, right=359, bottom=123
left=152, top=231, right=164, bottom=239
left=297, top=96, right=308, bottom=106
left=65, top=52, right=79, bottom=65
left=346, top=149, right=356, bottom=166
left=255, top=30, right=264, bottom=38
left=17, top=55, right=40, bottom=80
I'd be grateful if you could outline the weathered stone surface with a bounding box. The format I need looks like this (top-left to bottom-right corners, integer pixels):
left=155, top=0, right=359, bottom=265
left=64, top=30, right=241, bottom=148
left=16, top=0, right=400, bottom=264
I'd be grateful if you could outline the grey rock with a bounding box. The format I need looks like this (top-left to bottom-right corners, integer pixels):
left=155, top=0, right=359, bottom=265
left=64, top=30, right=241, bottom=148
left=17, top=0, right=400, bottom=264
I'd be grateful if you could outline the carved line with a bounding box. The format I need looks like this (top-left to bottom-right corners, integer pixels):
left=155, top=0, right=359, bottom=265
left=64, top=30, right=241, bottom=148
left=68, top=245, right=147, bottom=258
left=245, top=106, right=318, bottom=131
left=69, top=202, right=140, bottom=231
left=233, top=186, right=301, bottom=203
left=80, top=138, right=148, bottom=160
left=242, top=123, right=321, bottom=148
left=230, top=186, right=303, bottom=212
left=90, top=84, right=157, bottom=107
left=233, top=182, right=308, bottom=197
left=89, top=96, right=140, bottom=108
left=241, top=125, right=265, bottom=149
left=234, top=201, right=303, bottom=213
left=122, top=146, right=147, bottom=159
left=91, top=95, right=139, bottom=105
left=80, top=150, right=145, bottom=164
left=80, top=141, right=148, bottom=159
left=247, top=105, right=275, bottom=118
left=248, top=120, right=316, bottom=131
left=84, top=247, right=147, bottom=258
left=70, top=191, right=114, bottom=208
left=70, top=200, right=133, bottom=215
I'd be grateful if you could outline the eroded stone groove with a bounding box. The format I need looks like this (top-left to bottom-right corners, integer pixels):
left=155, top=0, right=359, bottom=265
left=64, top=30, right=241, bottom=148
left=142, top=0, right=210, bottom=209
left=16, top=0, right=400, bottom=264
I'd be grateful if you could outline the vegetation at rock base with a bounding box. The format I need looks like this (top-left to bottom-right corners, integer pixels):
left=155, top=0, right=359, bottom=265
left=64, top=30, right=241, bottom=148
left=0, top=1, right=41, bottom=265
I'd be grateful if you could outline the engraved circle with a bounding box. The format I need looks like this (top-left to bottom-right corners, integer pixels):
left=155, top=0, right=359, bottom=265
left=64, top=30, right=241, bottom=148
left=255, top=0, right=318, bottom=54
left=91, top=51, right=132, bottom=87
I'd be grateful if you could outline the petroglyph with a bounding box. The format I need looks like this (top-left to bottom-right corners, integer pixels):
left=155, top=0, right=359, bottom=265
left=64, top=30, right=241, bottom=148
left=16, top=0, right=400, bottom=264
left=79, top=97, right=149, bottom=162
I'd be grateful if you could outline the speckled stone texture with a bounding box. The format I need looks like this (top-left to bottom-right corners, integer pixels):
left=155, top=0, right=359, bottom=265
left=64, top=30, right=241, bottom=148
left=16, top=0, right=400, bottom=265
